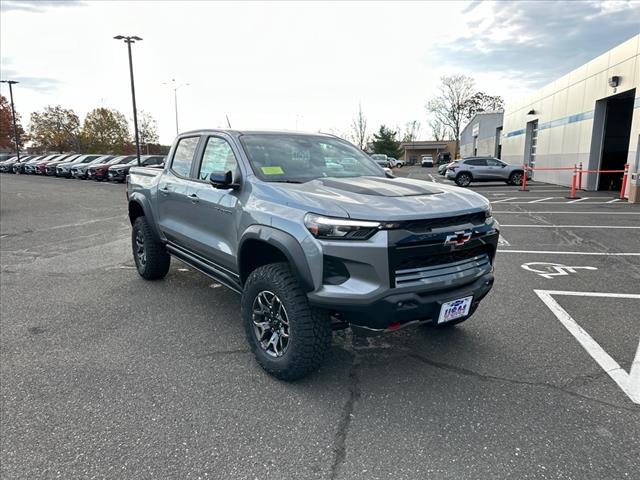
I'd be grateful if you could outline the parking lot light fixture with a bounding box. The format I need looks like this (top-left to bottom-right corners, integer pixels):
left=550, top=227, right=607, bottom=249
left=113, top=35, right=143, bottom=166
left=163, top=79, right=189, bottom=135
left=0, top=79, right=21, bottom=161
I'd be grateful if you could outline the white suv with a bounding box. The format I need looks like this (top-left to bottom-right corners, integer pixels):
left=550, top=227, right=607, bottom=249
left=421, top=155, right=434, bottom=167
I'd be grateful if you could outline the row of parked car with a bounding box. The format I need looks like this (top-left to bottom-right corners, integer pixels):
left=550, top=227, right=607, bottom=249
left=0, top=153, right=165, bottom=182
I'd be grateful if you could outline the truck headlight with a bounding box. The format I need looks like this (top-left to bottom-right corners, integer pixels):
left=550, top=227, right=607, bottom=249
left=304, top=213, right=381, bottom=240
left=484, top=205, right=493, bottom=223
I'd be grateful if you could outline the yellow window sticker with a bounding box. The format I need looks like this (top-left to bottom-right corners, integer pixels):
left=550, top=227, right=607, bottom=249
left=261, top=166, right=284, bottom=175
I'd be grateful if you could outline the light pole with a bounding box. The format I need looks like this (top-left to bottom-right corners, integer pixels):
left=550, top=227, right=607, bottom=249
left=0, top=80, right=21, bottom=161
left=163, top=79, right=189, bottom=135
left=114, top=35, right=142, bottom=166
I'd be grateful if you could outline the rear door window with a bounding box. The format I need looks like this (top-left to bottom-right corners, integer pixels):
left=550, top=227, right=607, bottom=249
left=143, top=156, right=164, bottom=166
left=171, top=137, right=200, bottom=177
left=465, top=159, right=487, bottom=166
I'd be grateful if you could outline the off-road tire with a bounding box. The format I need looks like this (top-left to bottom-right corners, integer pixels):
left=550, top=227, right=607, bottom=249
left=242, top=262, right=331, bottom=381
left=132, top=216, right=170, bottom=280
left=455, top=172, right=472, bottom=187
left=509, top=171, right=524, bottom=186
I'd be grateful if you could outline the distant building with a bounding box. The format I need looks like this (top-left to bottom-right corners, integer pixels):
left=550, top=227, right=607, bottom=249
left=502, top=34, right=639, bottom=195
left=460, top=111, right=504, bottom=159
left=400, top=140, right=456, bottom=165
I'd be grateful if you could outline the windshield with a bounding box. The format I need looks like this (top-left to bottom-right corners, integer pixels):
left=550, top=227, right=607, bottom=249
left=89, top=156, right=111, bottom=164
left=239, top=134, right=384, bottom=183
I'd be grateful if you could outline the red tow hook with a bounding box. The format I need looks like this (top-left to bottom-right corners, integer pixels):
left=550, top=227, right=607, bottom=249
left=385, top=322, right=402, bottom=332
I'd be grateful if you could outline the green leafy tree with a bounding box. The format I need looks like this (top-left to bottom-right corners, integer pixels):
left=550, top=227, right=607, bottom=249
left=81, top=107, right=130, bottom=154
left=137, top=110, right=160, bottom=154
left=29, top=105, right=80, bottom=153
left=0, top=95, right=26, bottom=151
left=371, top=125, right=402, bottom=158
left=463, top=92, right=504, bottom=118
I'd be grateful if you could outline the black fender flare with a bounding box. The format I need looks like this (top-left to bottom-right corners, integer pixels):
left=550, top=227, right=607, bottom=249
left=238, top=225, right=315, bottom=292
left=127, top=192, right=162, bottom=242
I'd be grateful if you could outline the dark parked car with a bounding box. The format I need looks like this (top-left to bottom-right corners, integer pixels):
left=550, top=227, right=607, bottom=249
left=56, top=154, right=103, bottom=177
left=438, top=161, right=456, bottom=176
left=36, top=154, right=74, bottom=175
left=13, top=155, right=43, bottom=173
left=107, top=155, right=165, bottom=182
left=71, top=155, right=114, bottom=179
left=24, top=154, right=57, bottom=174
left=45, top=154, right=81, bottom=175
left=0, top=156, right=24, bottom=172
left=88, top=155, right=135, bottom=180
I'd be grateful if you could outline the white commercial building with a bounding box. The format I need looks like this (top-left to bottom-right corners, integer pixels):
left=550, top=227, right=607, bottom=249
left=502, top=34, right=640, bottom=196
left=460, top=112, right=504, bottom=159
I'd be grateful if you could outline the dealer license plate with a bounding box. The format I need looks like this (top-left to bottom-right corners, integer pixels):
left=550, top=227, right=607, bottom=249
left=438, top=296, right=473, bottom=324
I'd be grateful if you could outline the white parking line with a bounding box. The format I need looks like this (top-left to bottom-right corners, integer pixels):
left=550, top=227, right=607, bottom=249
left=528, top=197, right=554, bottom=203
left=607, top=198, right=622, bottom=203
left=492, top=197, right=519, bottom=203
left=498, top=234, right=510, bottom=246
left=495, top=201, right=625, bottom=204
left=535, top=290, right=640, bottom=404
left=493, top=211, right=640, bottom=215
left=497, top=250, right=640, bottom=256
left=568, top=197, right=589, bottom=203
left=500, top=224, right=640, bottom=229
left=482, top=190, right=569, bottom=194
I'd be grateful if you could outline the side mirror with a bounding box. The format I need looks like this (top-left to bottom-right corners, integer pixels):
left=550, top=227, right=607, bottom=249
left=209, top=170, right=236, bottom=189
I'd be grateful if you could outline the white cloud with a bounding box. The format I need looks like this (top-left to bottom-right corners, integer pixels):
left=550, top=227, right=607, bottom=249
left=1, top=1, right=638, bottom=144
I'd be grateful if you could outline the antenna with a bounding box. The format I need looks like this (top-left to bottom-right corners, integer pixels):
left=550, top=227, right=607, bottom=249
left=226, top=115, right=232, bottom=128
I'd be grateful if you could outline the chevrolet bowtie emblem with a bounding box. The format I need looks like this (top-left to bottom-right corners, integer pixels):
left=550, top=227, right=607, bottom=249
left=444, top=231, right=472, bottom=246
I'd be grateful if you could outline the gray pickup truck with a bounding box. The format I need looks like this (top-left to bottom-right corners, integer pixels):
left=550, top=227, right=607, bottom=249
left=127, top=130, right=499, bottom=380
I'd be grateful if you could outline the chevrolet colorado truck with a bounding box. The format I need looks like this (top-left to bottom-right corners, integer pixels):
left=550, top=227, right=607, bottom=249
left=127, top=130, right=499, bottom=380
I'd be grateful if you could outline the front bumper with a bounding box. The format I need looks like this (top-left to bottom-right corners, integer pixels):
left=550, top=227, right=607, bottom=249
left=108, top=170, right=126, bottom=181
left=307, top=219, right=499, bottom=331
left=309, top=272, right=494, bottom=331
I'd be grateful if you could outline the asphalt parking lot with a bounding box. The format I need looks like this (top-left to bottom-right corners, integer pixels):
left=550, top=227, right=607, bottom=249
left=1, top=172, right=639, bottom=479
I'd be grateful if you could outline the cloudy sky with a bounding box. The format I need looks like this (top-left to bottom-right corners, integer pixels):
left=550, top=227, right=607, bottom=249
left=1, top=0, right=639, bottom=144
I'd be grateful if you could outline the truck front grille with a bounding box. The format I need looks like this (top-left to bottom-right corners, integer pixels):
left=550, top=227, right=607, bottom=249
left=398, top=212, right=486, bottom=233
left=394, top=252, right=491, bottom=288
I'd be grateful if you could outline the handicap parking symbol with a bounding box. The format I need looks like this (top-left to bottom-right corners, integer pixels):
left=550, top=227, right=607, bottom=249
left=521, top=262, right=598, bottom=279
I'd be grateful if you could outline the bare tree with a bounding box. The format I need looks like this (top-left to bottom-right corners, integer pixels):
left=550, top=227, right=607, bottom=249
left=350, top=103, right=368, bottom=150
left=426, top=74, right=475, bottom=157
left=401, top=120, right=421, bottom=142
left=428, top=117, right=451, bottom=142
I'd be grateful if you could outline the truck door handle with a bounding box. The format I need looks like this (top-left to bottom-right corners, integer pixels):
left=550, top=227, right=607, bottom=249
left=159, top=186, right=170, bottom=195
left=188, top=193, right=199, bottom=203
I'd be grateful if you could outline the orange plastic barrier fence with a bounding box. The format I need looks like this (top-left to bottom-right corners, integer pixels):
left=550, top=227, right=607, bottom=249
left=521, top=163, right=629, bottom=200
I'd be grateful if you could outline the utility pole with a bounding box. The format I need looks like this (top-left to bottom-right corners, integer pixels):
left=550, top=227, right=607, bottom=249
left=114, top=35, right=143, bottom=165
left=163, top=79, right=189, bottom=135
left=0, top=80, right=21, bottom=160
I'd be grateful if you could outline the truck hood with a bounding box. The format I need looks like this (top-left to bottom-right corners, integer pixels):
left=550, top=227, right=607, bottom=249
left=262, top=176, right=490, bottom=221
